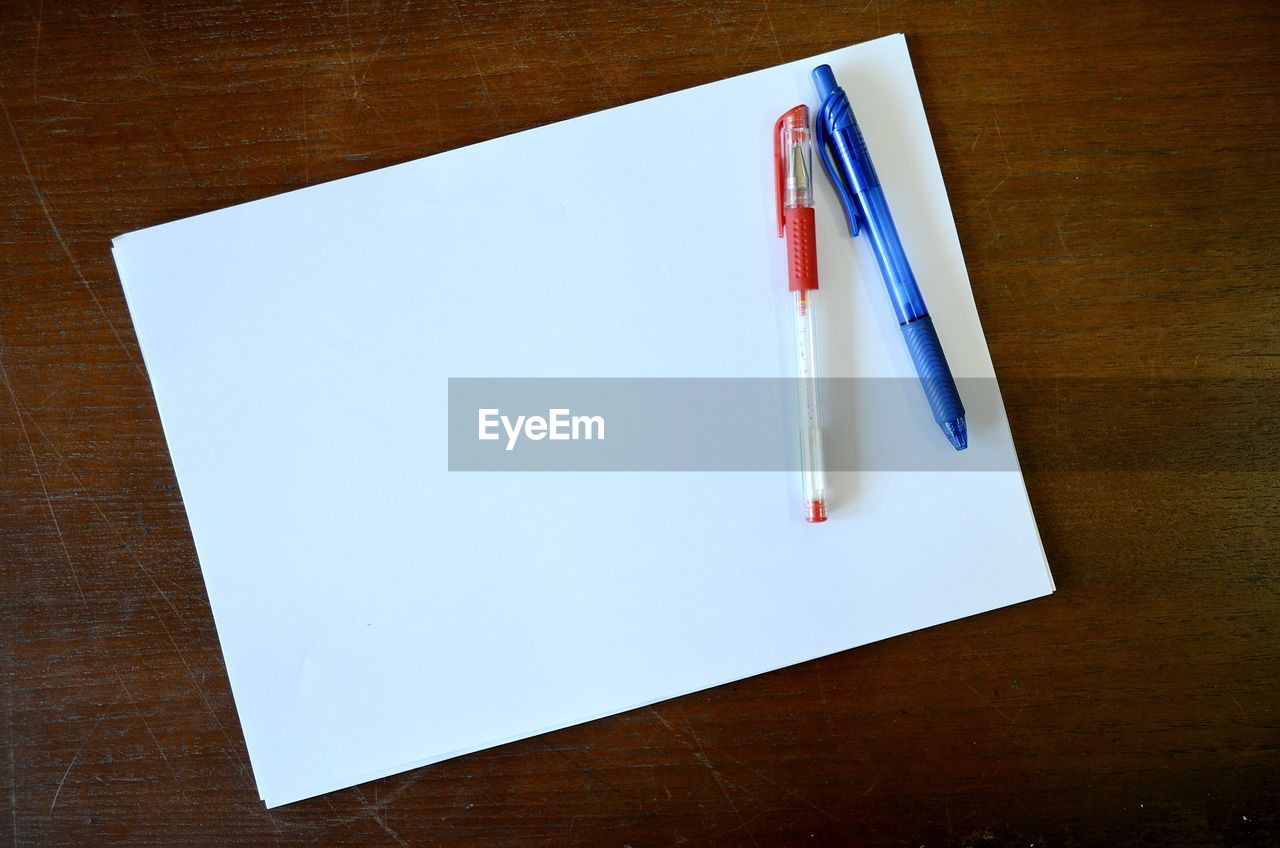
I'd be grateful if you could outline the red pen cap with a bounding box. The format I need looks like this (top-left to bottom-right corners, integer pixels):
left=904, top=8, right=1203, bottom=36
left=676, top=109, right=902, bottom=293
left=774, top=105, right=813, bottom=235
left=774, top=105, right=819, bottom=292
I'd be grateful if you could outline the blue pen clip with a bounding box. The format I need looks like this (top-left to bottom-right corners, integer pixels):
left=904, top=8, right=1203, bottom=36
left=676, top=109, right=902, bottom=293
left=813, top=73, right=864, bottom=237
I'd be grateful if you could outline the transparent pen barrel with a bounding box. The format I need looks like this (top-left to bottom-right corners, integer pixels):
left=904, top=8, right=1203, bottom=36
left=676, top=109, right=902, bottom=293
left=793, top=290, right=827, bottom=515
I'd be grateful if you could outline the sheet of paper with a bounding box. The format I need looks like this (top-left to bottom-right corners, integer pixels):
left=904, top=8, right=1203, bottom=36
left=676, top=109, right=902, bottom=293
left=112, top=34, right=1053, bottom=807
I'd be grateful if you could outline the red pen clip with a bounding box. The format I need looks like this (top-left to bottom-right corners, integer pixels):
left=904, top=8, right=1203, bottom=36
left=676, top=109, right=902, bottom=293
left=774, top=105, right=819, bottom=292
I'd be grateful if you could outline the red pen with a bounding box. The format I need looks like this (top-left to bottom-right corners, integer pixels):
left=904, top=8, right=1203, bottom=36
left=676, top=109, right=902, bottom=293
left=774, top=105, right=828, bottom=523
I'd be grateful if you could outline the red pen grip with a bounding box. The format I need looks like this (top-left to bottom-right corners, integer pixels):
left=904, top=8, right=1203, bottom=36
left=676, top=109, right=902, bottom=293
left=783, top=207, right=819, bottom=292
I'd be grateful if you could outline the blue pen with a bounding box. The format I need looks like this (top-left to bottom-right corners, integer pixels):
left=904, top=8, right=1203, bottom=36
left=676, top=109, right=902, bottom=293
left=811, top=64, right=967, bottom=451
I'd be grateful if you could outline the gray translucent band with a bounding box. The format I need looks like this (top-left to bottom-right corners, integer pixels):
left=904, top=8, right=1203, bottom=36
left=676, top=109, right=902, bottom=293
left=446, top=378, right=1273, bottom=471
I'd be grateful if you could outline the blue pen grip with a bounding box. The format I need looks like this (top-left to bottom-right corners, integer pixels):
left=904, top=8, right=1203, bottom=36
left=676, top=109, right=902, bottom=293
left=900, top=317, right=965, bottom=427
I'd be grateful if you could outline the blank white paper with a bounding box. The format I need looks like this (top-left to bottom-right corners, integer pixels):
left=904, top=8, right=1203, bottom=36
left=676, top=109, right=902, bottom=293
left=112, top=34, right=1053, bottom=807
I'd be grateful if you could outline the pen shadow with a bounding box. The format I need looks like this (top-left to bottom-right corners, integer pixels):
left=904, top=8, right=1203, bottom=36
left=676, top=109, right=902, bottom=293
left=850, top=57, right=978, bottom=345
left=816, top=283, right=858, bottom=519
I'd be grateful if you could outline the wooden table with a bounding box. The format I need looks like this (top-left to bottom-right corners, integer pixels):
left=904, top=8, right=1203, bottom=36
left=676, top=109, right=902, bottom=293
left=2, top=1, right=1276, bottom=845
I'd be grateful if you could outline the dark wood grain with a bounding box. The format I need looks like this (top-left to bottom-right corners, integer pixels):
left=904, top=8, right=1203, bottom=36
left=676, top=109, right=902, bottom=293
left=2, top=1, right=1277, bottom=845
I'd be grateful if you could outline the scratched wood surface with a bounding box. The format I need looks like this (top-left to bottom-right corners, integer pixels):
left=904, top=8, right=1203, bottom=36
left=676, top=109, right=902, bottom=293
left=2, top=1, right=1278, bottom=845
